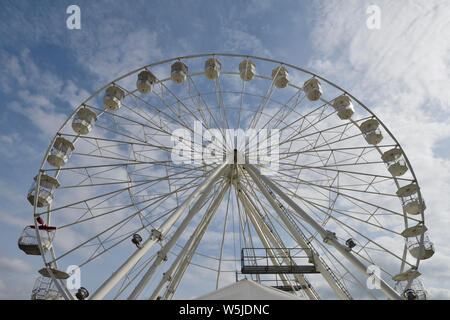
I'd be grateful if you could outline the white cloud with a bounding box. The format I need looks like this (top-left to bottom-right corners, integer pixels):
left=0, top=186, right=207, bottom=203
left=70, top=27, right=163, bottom=85
left=0, top=0, right=449, bottom=300
left=0, top=256, right=33, bottom=274
left=307, top=0, right=450, bottom=297
left=0, top=209, right=29, bottom=228
left=1, top=48, right=90, bottom=140
left=221, top=27, right=272, bottom=58
left=428, top=287, right=450, bottom=300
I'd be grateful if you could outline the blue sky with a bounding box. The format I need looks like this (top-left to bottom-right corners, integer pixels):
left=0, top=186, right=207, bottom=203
left=0, top=0, right=449, bottom=299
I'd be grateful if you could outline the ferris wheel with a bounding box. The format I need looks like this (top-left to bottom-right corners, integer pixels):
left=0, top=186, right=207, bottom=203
left=18, top=53, right=435, bottom=300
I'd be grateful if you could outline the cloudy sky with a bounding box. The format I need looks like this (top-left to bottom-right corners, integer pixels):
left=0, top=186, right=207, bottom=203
left=0, top=0, right=449, bottom=299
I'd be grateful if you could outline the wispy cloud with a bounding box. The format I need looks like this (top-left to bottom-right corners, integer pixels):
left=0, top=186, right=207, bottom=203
left=307, top=0, right=450, bottom=297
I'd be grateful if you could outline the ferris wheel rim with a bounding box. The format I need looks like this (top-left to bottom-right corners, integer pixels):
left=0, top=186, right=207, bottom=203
left=29, top=53, right=428, bottom=300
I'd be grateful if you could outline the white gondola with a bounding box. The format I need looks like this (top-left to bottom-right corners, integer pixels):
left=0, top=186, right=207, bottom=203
left=396, top=183, right=426, bottom=215
left=381, top=148, right=408, bottom=176
left=47, top=137, right=74, bottom=168
left=18, top=225, right=56, bottom=255
left=406, top=232, right=435, bottom=260
left=103, top=86, right=125, bottom=111
left=171, top=61, right=188, bottom=84
left=31, top=276, right=64, bottom=300
left=395, top=277, right=428, bottom=300
left=271, top=66, right=289, bottom=88
left=333, top=95, right=354, bottom=120
left=136, top=70, right=156, bottom=94
left=360, top=119, right=383, bottom=145
left=303, top=78, right=323, bottom=101
left=239, top=59, right=256, bottom=82
left=27, top=174, right=60, bottom=207
left=72, top=107, right=97, bottom=135
left=205, top=58, right=222, bottom=80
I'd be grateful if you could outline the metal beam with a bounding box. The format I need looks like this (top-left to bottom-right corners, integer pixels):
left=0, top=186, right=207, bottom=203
left=244, top=163, right=402, bottom=300
left=90, top=163, right=228, bottom=300
left=148, top=182, right=230, bottom=300
left=242, top=167, right=350, bottom=299
left=241, top=265, right=319, bottom=274
left=236, top=182, right=319, bottom=299
left=128, top=178, right=220, bottom=299
left=236, top=188, right=300, bottom=295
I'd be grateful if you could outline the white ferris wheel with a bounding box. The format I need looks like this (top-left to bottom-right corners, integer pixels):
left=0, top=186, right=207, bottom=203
left=18, top=53, right=434, bottom=300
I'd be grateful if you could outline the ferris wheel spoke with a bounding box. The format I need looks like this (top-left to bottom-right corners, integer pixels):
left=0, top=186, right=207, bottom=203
left=277, top=162, right=413, bottom=185
left=257, top=86, right=302, bottom=130
left=268, top=173, right=419, bottom=224
left=119, top=100, right=174, bottom=137
left=183, top=77, right=211, bottom=127
left=92, top=115, right=215, bottom=166
left=110, top=98, right=226, bottom=160
left=86, top=102, right=170, bottom=139
left=302, top=230, right=378, bottom=299
left=288, top=197, right=414, bottom=270
left=244, top=163, right=402, bottom=299
left=49, top=202, right=170, bottom=266
left=287, top=188, right=403, bottom=236
left=240, top=168, right=349, bottom=299
left=232, top=184, right=264, bottom=285
left=34, top=179, right=155, bottom=217
left=283, top=108, right=335, bottom=149
left=279, top=96, right=331, bottom=132
left=57, top=164, right=204, bottom=192
left=249, top=67, right=279, bottom=129
left=127, top=165, right=228, bottom=299
left=251, top=169, right=393, bottom=239
left=41, top=166, right=206, bottom=219
left=268, top=165, right=400, bottom=198
left=93, top=186, right=218, bottom=283
left=114, top=252, right=159, bottom=299
left=89, top=163, right=227, bottom=300
left=237, top=77, right=247, bottom=130
left=186, top=74, right=225, bottom=132
left=115, top=83, right=192, bottom=131
left=140, top=90, right=225, bottom=157
left=268, top=90, right=306, bottom=130
left=156, top=79, right=207, bottom=124
left=215, top=183, right=233, bottom=290
left=239, top=177, right=295, bottom=246
left=245, top=87, right=306, bottom=150
left=235, top=185, right=309, bottom=298
left=280, top=114, right=370, bottom=148
left=151, top=86, right=197, bottom=130
left=57, top=174, right=203, bottom=231
left=278, top=98, right=337, bottom=143
left=213, top=78, right=231, bottom=130
left=147, top=181, right=230, bottom=300
left=60, top=133, right=172, bottom=153
left=44, top=160, right=194, bottom=174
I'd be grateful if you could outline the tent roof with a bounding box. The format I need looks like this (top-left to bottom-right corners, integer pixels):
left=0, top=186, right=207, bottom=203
left=194, top=279, right=305, bottom=300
